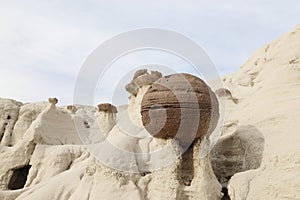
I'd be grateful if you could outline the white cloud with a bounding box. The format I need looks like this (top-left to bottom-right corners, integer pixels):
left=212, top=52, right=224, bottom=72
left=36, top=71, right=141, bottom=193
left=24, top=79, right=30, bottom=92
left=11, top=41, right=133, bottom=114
left=0, top=0, right=299, bottom=105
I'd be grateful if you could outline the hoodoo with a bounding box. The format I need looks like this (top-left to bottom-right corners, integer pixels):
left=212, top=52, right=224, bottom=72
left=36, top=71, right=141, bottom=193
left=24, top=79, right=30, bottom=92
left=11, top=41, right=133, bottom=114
left=97, top=103, right=118, bottom=136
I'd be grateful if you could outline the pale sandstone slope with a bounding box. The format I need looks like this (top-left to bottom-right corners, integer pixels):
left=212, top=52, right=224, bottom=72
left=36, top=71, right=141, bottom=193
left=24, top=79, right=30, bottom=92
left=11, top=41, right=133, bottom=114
left=222, top=25, right=300, bottom=199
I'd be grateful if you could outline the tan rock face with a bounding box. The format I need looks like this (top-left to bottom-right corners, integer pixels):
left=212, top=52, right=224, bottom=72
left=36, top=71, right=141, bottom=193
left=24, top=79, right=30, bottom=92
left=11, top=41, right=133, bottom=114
left=97, top=103, right=117, bottom=113
left=141, top=73, right=219, bottom=145
left=0, top=99, right=22, bottom=146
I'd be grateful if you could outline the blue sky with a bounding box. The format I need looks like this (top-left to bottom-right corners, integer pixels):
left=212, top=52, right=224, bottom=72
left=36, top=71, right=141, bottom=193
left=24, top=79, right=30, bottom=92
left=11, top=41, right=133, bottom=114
left=0, top=0, right=299, bottom=105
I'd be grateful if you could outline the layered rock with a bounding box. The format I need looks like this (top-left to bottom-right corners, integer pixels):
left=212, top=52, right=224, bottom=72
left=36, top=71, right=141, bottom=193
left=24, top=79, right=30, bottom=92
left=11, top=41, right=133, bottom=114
left=139, top=72, right=222, bottom=199
left=141, top=73, right=219, bottom=146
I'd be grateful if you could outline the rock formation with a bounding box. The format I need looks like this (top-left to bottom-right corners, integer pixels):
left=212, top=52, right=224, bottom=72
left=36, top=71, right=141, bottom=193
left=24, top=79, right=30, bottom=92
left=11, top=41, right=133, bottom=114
left=222, top=25, right=300, bottom=199
left=141, top=73, right=219, bottom=146
left=0, top=24, right=300, bottom=200
left=97, top=103, right=117, bottom=113
left=211, top=125, right=265, bottom=189
left=66, top=105, right=77, bottom=113
left=0, top=98, right=23, bottom=146
left=96, top=103, right=118, bottom=136
left=125, top=69, right=162, bottom=96
left=48, top=97, right=58, bottom=105
left=215, top=88, right=238, bottom=104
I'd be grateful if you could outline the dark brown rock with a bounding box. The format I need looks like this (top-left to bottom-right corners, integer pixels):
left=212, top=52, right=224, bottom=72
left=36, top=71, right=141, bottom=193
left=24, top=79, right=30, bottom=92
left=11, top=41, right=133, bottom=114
left=133, top=69, right=148, bottom=80
left=66, top=105, right=76, bottom=111
left=125, top=83, right=139, bottom=96
left=141, top=73, right=219, bottom=145
left=184, top=180, right=191, bottom=186
left=48, top=98, right=58, bottom=105
left=150, top=70, right=162, bottom=79
left=97, top=103, right=117, bottom=113
left=125, top=69, right=162, bottom=96
left=133, top=74, right=160, bottom=86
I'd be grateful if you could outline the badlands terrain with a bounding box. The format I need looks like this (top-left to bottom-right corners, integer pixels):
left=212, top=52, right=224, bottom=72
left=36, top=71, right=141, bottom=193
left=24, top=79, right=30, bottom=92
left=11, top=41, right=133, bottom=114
left=0, top=25, right=300, bottom=200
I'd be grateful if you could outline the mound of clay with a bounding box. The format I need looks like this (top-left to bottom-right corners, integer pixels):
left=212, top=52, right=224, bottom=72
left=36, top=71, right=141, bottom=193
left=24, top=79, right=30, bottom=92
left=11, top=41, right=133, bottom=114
left=141, top=73, right=219, bottom=145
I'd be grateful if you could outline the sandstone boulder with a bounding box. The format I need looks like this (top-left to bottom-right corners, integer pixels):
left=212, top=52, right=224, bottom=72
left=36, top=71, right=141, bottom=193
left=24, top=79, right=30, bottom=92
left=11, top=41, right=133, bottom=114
left=141, top=73, right=219, bottom=145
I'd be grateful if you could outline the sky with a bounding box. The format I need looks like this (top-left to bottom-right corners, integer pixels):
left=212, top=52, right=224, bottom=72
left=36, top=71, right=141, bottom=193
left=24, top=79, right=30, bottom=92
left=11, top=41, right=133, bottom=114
left=0, top=0, right=300, bottom=105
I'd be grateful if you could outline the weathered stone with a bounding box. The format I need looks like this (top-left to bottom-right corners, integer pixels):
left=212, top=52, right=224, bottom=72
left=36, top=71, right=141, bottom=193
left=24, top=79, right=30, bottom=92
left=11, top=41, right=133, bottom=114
left=211, top=125, right=265, bottom=186
left=150, top=70, right=162, bottom=79
left=141, top=73, right=219, bottom=145
left=215, top=88, right=238, bottom=104
left=215, top=88, right=232, bottom=97
left=133, top=74, right=160, bottom=87
left=125, top=83, right=138, bottom=96
left=66, top=105, right=76, bottom=111
left=48, top=98, right=58, bottom=105
left=125, top=69, right=162, bottom=96
left=132, top=69, right=148, bottom=80
left=97, top=103, right=117, bottom=113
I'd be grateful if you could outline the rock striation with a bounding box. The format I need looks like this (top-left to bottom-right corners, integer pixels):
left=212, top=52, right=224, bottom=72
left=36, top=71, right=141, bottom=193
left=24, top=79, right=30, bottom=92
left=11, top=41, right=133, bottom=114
left=141, top=73, right=219, bottom=145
